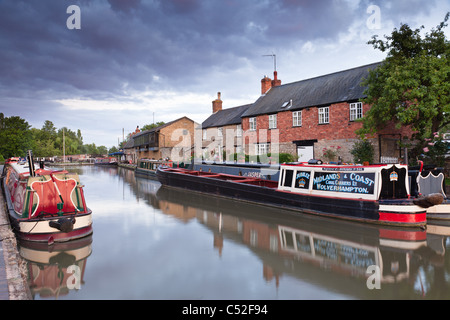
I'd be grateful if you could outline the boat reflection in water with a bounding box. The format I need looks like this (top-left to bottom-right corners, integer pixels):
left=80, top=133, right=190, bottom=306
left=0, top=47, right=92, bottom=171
left=153, top=182, right=447, bottom=298
left=18, top=235, right=92, bottom=299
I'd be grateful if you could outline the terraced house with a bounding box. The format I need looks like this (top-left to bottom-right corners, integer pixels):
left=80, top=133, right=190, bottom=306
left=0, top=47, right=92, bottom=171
left=202, top=62, right=412, bottom=163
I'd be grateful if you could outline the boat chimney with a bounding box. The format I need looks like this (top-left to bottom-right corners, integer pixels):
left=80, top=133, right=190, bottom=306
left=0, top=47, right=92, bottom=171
left=27, top=150, right=35, bottom=177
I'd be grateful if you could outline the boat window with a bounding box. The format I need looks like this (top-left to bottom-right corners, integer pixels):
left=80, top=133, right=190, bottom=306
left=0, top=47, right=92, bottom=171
left=279, top=169, right=285, bottom=186
left=283, top=169, right=294, bottom=187
left=282, top=231, right=295, bottom=249
left=294, top=171, right=311, bottom=189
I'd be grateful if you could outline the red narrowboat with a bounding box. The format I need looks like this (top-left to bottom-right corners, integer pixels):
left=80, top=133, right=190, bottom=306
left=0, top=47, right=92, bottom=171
left=1, top=152, right=93, bottom=243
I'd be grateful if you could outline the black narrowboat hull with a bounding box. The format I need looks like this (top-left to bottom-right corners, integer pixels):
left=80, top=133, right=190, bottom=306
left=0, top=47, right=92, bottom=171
left=156, top=167, right=427, bottom=228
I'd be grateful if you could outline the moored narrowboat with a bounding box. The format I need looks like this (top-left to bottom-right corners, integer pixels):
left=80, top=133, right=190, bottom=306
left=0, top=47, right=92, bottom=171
left=1, top=152, right=93, bottom=243
left=135, top=159, right=166, bottom=177
left=94, top=157, right=117, bottom=166
left=156, top=162, right=444, bottom=228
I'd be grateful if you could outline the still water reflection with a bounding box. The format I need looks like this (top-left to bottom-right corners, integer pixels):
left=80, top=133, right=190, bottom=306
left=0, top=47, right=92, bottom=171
left=19, top=165, right=450, bottom=299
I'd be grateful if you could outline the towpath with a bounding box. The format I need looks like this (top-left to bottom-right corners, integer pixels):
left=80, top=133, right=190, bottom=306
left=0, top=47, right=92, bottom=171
left=0, top=165, right=31, bottom=300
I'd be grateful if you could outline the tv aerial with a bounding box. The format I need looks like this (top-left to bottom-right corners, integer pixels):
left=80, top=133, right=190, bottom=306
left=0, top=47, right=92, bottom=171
left=262, top=53, right=277, bottom=72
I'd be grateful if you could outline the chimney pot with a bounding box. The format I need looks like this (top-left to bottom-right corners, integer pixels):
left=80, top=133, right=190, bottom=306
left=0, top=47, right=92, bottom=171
left=271, top=71, right=281, bottom=88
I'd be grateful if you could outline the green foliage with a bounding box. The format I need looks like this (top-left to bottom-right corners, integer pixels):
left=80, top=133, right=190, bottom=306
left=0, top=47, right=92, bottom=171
left=350, top=140, right=375, bottom=164
left=359, top=13, right=450, bottom=165
left=0, top=114, right=109, bottom=158
left=0, top=113, right=32, bottom=158
left=411, top=132, right=448, bottom=167
left=321, top=146, right=342, bottom=162
left=141, top=122, right=166, bottom=131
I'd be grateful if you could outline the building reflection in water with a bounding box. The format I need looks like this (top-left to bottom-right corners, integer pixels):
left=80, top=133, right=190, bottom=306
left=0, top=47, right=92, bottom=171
left=151, top=179, right=449, bottom=298
left=110, top=166, right=450, bottom=298
left=22, top=166, right=448, bottom=299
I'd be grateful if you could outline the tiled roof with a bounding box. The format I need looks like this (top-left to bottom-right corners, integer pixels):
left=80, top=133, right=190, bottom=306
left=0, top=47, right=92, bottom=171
left=202, top=103, right=252, bottom=129
left=133, top=116, right=194, bottom=138
left=241, top=62, right=382, bottom=117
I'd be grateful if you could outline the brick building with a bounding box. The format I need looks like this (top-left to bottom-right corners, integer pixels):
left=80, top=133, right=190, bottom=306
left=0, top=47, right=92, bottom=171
left=126, top=117, right=197, bottom=162
left=202, top=62, right=413, bottom=164
left=201, top=92, right=251, bottom=161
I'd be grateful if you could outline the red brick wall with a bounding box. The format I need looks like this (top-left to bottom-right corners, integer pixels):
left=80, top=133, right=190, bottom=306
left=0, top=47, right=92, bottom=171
left=242, top=102, right=370, bottom=143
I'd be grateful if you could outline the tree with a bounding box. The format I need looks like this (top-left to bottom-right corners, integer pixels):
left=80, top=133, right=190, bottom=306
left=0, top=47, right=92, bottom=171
left=0, top=113, right=32, bottom=158
left=358, top=13, right=450, bottom=164
left=350, top=139, right=375, bottom=164
left=141, top=122, right=165, bottom=131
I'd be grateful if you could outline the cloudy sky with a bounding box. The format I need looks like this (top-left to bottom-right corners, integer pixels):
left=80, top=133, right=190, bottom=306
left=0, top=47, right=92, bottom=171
left=0, top=0, right=449, bottom=148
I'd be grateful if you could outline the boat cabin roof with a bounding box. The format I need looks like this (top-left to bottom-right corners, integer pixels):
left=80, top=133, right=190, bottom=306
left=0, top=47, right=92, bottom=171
left=7, top=162, right=68, bottom=179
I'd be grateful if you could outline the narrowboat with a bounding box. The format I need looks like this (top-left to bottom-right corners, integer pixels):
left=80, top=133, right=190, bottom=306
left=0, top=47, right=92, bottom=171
left=191, top=161, right=280, bottom=181
left=135, top=159, right=192, bottom=177
left=1, top=152, right=93, bottom=243
left=94, top=157, right=117, bottom=165
left=156, top=161, right=444, bottom=228
left=135, top=159, right=167, bottom=177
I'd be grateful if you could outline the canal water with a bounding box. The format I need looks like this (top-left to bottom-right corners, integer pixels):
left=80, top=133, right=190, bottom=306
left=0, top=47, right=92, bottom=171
left=20, top=165, right=450, bottom=300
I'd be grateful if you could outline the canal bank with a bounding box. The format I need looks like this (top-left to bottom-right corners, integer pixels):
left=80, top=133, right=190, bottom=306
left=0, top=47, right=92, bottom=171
left=0, top=185, right=31, bottom=300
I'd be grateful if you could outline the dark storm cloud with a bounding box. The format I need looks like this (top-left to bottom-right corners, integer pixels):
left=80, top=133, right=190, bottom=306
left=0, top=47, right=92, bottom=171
left=0, top=0, right=365, bottom=101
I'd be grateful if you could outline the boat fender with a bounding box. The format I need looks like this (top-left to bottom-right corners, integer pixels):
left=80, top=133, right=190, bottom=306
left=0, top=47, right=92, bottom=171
left=49, top=217, right=75, bottom=233
left=413, top=193, right=444, bottom=208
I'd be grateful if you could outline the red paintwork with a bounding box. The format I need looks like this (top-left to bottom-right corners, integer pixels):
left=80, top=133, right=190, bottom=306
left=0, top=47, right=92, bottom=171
left=2, top=160, right=93, bottom=242
left=379, top=211, right=427, bottom=225
left=30, top=176, right=78, bottom=216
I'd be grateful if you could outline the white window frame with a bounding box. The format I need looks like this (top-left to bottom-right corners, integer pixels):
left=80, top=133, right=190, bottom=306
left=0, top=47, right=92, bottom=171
left=318, top=107, right=329, bottom=124
left=268, top=114, right=277, bottom=129
left=292, top=111, right=302, bottom=127
left=217, top=127, right=223, bottom=137
left=349, top=102, right=363, bottom=121
left=249, top=117, right=257, bottom=131
left=255, top=143, right=270, bottom=155
left=236, top=124, right=242, bottom=137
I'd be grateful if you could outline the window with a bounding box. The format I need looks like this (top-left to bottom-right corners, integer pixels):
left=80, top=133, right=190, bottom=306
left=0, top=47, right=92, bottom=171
left=218, top=127, right=223, bottom=137
left=283, top=169, right=294, bottom=187
left=293, top=111, right=302, bottom=127
left=236, top=124, right=242, bottom=137
left=202, top=129, right=207, bottom=140
left=269, top=114, right=277, bottom=129
left=249, top=117, right=257, bottom=131
left=255, top=143, right=270, bottom=155
left=250, top=229, right=258, bottom=247
left=319, top=107, right=329, bottom=124
left=350, top=102, right=363, bottom=121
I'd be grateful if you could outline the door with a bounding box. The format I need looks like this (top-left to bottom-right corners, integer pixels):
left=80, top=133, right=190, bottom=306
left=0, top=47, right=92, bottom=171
left=297, top=146, right=314, bottom=162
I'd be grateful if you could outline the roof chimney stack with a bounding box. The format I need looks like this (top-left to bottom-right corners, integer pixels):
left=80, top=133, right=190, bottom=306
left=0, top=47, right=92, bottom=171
left=261, top=71, right=281, bottom=95
left=261, top=75, right=272, bottom=95
left=271, top=71, right=281, bottom=87
left=212, top=92, right=222, bottom=113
